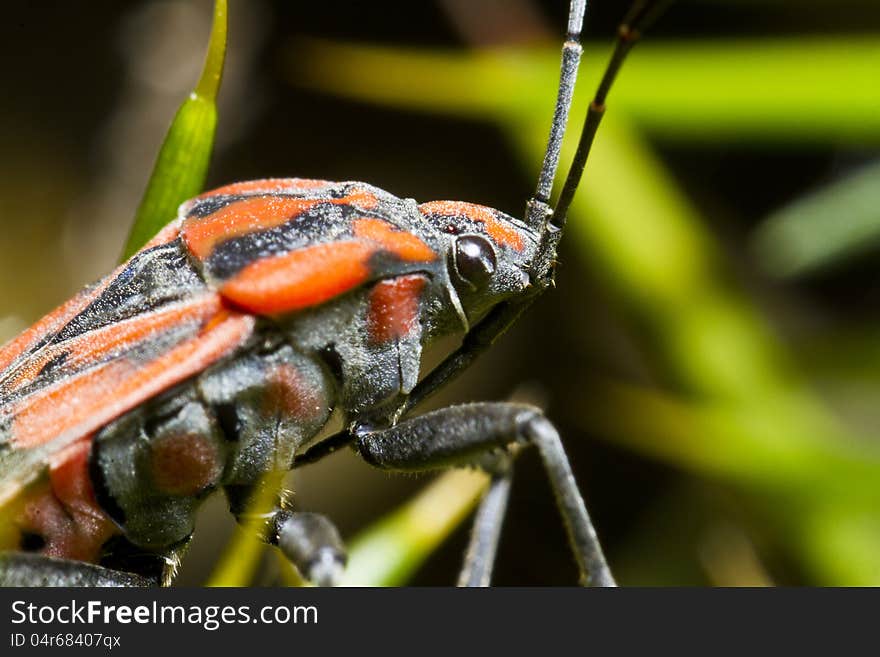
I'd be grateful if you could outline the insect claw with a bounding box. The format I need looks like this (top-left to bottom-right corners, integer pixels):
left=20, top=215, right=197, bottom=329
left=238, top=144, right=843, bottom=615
left=276, top=512, right=346, bottom=586
left=305, top=548, right=346, bottom=587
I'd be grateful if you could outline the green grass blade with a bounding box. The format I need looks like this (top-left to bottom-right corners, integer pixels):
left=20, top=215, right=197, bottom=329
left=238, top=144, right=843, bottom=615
left=288, top=38, right=880, bottom=143
left=205, top=525, right=267, bottom=587
left=206, top=472, right=279, bottom=587
left=753, top=160, right=880, bottom=277
left=120, top=0, right=228, bottom=261
left=341, top=470, right=488, bottom=586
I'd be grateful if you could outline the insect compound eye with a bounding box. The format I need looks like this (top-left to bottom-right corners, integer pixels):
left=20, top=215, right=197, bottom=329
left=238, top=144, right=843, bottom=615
left=451, top=234, right=497, bottom=291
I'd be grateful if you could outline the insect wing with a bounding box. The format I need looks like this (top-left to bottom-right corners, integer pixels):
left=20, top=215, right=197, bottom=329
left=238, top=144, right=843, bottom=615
left=0, top=291, right=254, bottom=506
left=0, top=177, right=440, bottom=506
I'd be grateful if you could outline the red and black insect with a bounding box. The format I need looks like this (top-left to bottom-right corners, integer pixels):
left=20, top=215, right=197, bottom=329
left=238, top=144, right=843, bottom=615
left=0, top=1, right=663, bottom=586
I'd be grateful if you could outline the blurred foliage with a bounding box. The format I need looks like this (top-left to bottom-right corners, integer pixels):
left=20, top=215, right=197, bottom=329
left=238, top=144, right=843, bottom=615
left=340, top=471, right=488, bottom=586
left=290, top=38, right=880, bottom=144
left=754, top=160, right=880, bottom=277
left=121, top=0, right=227, bottom=260
left=290, top=36, right=880, bottom=584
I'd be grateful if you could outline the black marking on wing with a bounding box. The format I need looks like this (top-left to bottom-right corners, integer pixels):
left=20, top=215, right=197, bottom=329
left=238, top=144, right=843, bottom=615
left=203, top=203, right=371, bottom=281
left=35, top=351, right=69, bottom=381
left=185, top=186, right=365, bottom=220
left=186, top=195, right=245, bottom=219
left=52, top=240, right=204, bottom=346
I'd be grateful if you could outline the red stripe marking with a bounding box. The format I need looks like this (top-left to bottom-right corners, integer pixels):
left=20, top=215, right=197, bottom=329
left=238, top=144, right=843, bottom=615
left=183, top=191, right=380, bottom=261
left=367, top=275, right=427, bottom=344
left=221, top=241, right=374, bottom=315
left=3, top=296, right=221, bottom=394
left=418, top=200, right=524, bottom=251
left=220, top=219, right=436, bottom=316
left=8, top=439, right=118, bottom=562
left=0, top=267, right=124, bottom=376
left=1, top=226, right=185, bottom=380
left=10, top=307, right=254, bottom=449
left=197, top=178, right=333, bottom=198
left=352, top=218, right=437, bottom=262
left=47, top=440, right=105, bottom=521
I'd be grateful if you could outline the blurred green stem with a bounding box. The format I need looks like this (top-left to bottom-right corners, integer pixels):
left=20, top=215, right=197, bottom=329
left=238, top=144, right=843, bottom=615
left=753, top=160, right=880, bottom=277
left=290, top=38, right=880, bottom=143
left=342, top=470, right=489, bottom=586
left=121, top=0, right=227, bottom=260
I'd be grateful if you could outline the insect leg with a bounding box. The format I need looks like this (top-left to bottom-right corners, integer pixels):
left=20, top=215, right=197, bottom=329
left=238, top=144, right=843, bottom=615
left=273, top=510, right=346, bottom=586
left=457, top=461, right=513, bottom=587
left=226, top=486, right=346, bottom=586
left=0, top=552, right=155, bottom=586
left=354, top=403, right=614, bottom=587
left=293, top=425, right=516, bottom=586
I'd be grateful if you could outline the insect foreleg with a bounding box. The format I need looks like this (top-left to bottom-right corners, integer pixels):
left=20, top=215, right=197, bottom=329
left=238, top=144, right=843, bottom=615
left=204, top=341, right=339, bottom=585
left=274, top=511, right=346, bottom=587
left=457, top=465, right=513, bottom=587
left=227, top=486, right=346, bottom=587
left=353, top=403, right=615, bottom=587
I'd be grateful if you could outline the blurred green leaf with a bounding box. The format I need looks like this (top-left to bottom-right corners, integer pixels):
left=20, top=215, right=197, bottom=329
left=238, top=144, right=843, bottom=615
left=342, top=470, right=488, bottom=586
left=121, top=0, right=227, bottom=261
left=206, top=471, right=279, bottom=587
left=753, top=160, right=880, bottom=277
left=205, top=524, right=267, bottom=587
left=291, top=38, right=880, bottom=584
left=289, top=38, right=880, bottom=143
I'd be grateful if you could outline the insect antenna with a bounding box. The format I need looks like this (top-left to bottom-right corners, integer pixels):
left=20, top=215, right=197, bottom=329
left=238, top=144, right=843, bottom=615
left=550, top=0, right=671, bottom=229
left=527, top=0, right=588, bottom=229
left=401, top=0, right=672, bottom=416
left=295, top=0, right=673, bottom=462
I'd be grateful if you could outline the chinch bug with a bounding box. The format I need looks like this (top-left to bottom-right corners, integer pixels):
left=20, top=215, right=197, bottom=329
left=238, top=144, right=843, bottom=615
left=0, top=1, right=666, bottom=586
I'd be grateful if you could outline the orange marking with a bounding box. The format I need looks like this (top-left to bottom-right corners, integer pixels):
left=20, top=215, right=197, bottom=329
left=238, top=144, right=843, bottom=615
left=9, top=308, right=254, bottom=450
left=220, top=219, right=436, bottom=316
left=1, top=227, right=187, bottom=381
left=418, top=200, right=524, bottom=251
left=3, top=296, right=222, bottom=394
left=48, top=440, right=106, bottom=520
left=353, top=218, right=437, bottom=262
left=183, top=191, right=380, bottom=260
left=221, top=241, right=374, bottom=315
left=150, top=432, right=222, bottom=497
left=197, top=178, right=332, bottom=198
left=0, top=268, right=123, bottom=375
left=17, top=439, right=118, bottom=562
left=367, top=275, right=427, bottom=344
